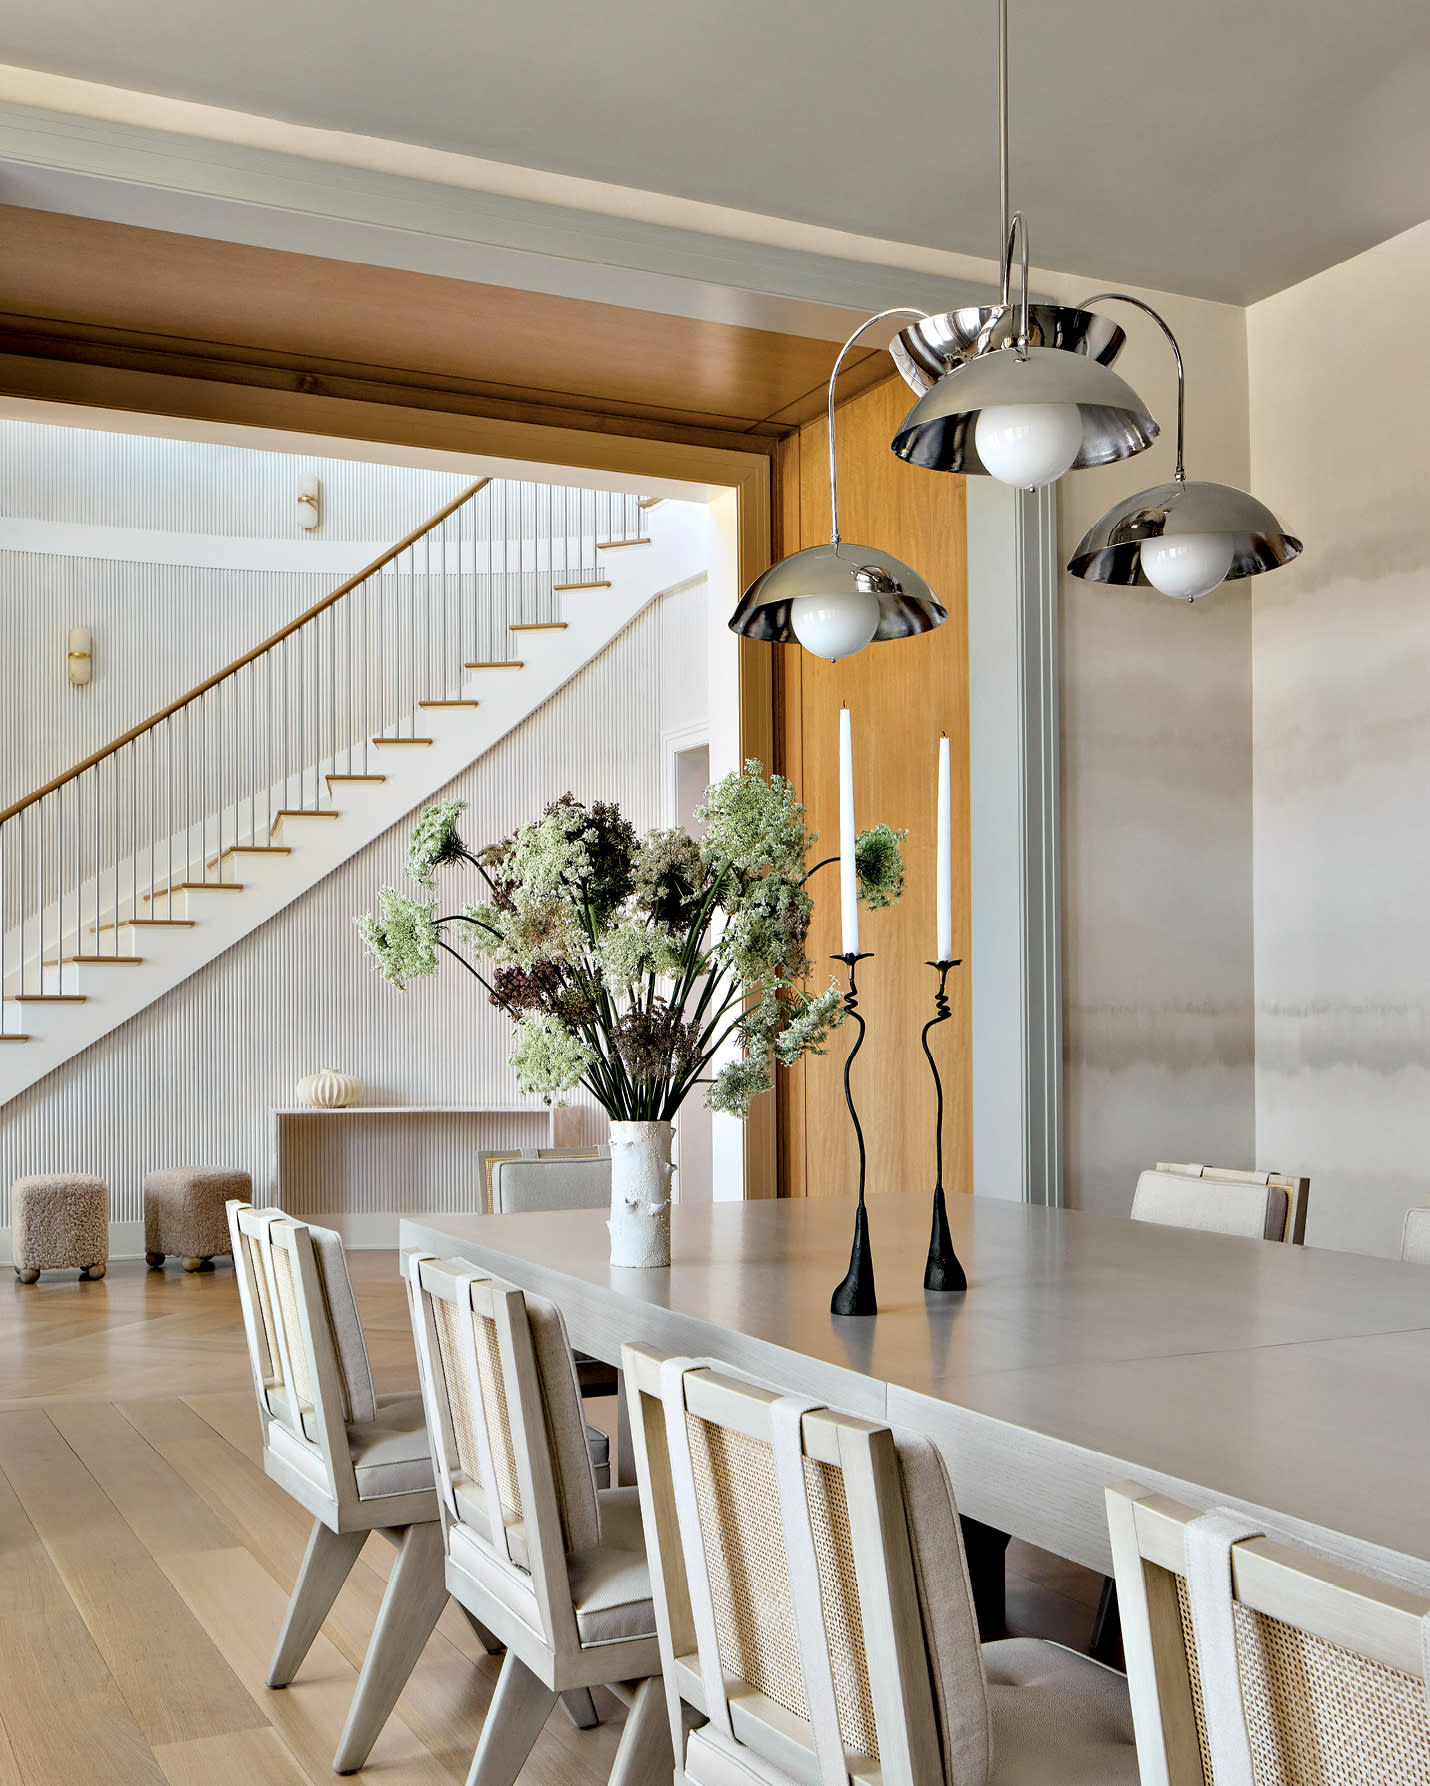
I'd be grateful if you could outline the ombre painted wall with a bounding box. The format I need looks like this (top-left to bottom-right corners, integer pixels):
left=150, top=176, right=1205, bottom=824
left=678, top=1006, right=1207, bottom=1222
left=1042, top=270, right=1257, bottom=1216
left=1249, top=221, right=1430, bottom=1255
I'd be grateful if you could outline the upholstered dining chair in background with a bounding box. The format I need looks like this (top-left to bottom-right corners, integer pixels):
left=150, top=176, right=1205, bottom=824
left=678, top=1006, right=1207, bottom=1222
left=624, top=1342, right=1141, bottom=1786
left=405, top=1252, right=670, bottom=1786
left=227, top=1202, right=464, bottom=1775
left=1132, top=1162, right=1311, bottom=1244
left=1400, top=1206, right=1430, bottom=1264
left=478, top=1146, right=610, bottom=1214
left=1108, top=1482, right=1430, bottom=1786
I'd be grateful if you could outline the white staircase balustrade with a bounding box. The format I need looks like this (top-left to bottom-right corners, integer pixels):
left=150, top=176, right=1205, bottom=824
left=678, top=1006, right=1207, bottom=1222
left=0, top=480, right=703, bottom=1105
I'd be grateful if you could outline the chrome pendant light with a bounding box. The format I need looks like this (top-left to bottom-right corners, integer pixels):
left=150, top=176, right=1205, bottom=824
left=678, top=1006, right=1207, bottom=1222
left=729, top=309, right=948, bottom=661
left=1066, top=295, right=1302, bottom=600
left=888, top=0, right=1159, bottom=488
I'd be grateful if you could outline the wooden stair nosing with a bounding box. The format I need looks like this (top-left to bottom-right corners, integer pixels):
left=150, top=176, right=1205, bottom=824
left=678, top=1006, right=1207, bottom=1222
left=463, top=661, right=524, bottom=670
left=56, top=956, right=144, bottom=966
left=327, top=773, right=386, bottom=784
left=553, top=580, right=611, bottom=592
left=0, top=1034, right=30, bottom=1042
left=7, top=995, right=86, bottom=1004
left=371, top=737, right=434, bottom=746
left=595, top=537, right=652, bottom=549
left=417, top=700, right=480, bottom=709
left=509, top=623, right=568, bottom=633
left=93, top=919, right=196, bottom=930
left=273, top=809, right=340, bottom=819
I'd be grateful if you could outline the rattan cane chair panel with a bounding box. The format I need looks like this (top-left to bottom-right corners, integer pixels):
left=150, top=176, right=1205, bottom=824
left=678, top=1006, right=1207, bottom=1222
left=433, top=1296, right=523, bottom=1519
left=685, top=1412, right=878, bottom=1760
left=268, top=1241, right=313, bottom=1407
left=1175, top=1573, right=1430, bottom=1786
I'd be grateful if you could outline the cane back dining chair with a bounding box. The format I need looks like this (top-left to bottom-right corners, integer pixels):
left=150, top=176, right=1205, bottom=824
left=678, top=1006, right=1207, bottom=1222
left=228, top=1202, right=464, bottom=1775
left=405, top=1251, right=671, bottom=1786
left=624, top=1342, right=1141, bottom=1786
left=1132, top=1163, right=1311, bottom=1244
left=1107, top=1482, right=1430, bottom=1786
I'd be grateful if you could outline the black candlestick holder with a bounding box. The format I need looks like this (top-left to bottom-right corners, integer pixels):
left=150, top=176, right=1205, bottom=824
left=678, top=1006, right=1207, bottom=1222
left=829, top=951, right=877, bottom=1317
left=922, top=958, right=968, bottom=1292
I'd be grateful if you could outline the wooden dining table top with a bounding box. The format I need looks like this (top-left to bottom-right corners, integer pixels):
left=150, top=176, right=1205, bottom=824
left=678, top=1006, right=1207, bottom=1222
left=401, top=1191, right=1430, bottom=1587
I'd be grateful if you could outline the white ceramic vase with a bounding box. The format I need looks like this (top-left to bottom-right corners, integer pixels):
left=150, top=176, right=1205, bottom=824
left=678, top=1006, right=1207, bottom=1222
left=296, top=1068, right=363, bottom=1109
left=607, top=1120, right=674, bottom=1268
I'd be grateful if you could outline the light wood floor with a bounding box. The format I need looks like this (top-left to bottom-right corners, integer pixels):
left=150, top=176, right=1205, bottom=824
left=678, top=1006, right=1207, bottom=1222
left=0, top=1252, right=1103, bottom=1785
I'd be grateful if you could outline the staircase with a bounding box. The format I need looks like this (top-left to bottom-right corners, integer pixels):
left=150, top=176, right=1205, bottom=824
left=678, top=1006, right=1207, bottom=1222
left=0, top=479, right=706, bottom=1104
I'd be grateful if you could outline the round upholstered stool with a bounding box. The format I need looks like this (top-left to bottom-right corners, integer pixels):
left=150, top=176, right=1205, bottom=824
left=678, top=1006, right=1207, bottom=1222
left=144, top=1167, right=250, bottom=1272
left=11, top=1175, right=109, bottom=1283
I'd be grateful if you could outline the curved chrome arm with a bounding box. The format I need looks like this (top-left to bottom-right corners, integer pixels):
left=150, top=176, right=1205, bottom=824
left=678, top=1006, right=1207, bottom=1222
left=1077, top=291, right=1187, bottom=480
left=825, top=307, right=930, bottom=545
left=1000, top=211, right=1032, bottom=355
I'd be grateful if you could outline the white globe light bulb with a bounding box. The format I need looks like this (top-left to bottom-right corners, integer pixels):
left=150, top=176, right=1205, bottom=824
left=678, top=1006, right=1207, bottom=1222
left=1140, top=532, right=1236, bottom=601
left=789, top=588, right=880, bottom=661
left=974, top=403, right=1083, bottom=488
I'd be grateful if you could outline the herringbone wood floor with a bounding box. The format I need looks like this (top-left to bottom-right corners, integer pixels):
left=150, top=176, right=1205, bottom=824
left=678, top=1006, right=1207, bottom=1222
left=0, top=1252, right=1100, bottom=1785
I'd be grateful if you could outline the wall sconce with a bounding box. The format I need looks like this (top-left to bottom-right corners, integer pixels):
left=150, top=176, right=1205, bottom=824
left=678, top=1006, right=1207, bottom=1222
left=67, top=626, right=93, bottom=687
left=297, top=475, right=321, bottom=530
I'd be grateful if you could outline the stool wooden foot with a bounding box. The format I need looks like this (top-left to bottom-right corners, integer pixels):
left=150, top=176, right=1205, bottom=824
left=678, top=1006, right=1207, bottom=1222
left=81, top=1263, right=106, bottom=1280
left=182, top=1256, right=204, bottom=1273
left=15, top=1267, right=39, bottom=1284
left=146, top=1251, right=165, bottom=1269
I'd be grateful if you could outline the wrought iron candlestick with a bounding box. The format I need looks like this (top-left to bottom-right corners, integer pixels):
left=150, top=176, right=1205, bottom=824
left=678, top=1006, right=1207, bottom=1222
left=830, top=951, right=878, bottom=1317
left=921, top=958, right=968, bottom=1292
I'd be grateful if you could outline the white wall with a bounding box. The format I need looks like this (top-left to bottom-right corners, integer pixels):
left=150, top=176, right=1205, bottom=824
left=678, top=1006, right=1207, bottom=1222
left=0, top=579, right=710, bottom=1236
left=1249, top=221, right=1430, bottom=1255
left=1035, top=270, right=1257, bottom=1216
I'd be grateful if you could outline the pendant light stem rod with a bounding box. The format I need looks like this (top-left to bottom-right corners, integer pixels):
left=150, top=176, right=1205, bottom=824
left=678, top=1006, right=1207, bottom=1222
left=1079, top=291, right=1187, bottom=480
left=999, top=0, right=1010, bottom=262
left=825, top=307, right=929, bottom=545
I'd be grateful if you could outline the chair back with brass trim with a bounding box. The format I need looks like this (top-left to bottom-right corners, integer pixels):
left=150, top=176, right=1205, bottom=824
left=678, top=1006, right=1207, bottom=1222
left=624, top=1342, right=990, bottom=1786
left=1107, top=1483, right=1430, bottom=1786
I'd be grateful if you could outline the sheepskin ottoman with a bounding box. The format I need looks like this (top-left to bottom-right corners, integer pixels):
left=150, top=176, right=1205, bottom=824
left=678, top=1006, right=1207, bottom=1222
left=144, top=1166, right=249, bottom=1272
left=11, top=1175, right=108, bottom=1283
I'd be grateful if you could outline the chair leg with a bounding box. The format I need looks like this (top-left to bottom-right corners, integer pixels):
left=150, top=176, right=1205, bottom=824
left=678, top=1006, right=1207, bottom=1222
left=465, top=1652, right=559, bottom=1786
left=560, top=1687, right=600, bottom=1729
left=332, top=1520, right=449, bottom=1774
left=1089, top=1576, right=1124, bottom=1668
left=267, top=1521, right=368, bottom=1688
left=607, top=1676, right=673, bottom=1786
left=458, top=1604, right=506, bottom=1655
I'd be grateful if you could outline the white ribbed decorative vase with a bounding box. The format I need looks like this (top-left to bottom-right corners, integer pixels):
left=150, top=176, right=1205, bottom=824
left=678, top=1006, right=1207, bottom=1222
left=296, top=1068, right=363, bottom=1109
left=607, top=1120, right=674, bottom=1268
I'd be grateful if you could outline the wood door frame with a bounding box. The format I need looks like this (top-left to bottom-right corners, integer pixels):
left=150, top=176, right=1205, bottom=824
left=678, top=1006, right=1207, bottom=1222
left=0, top=356, right=779, bottom=1197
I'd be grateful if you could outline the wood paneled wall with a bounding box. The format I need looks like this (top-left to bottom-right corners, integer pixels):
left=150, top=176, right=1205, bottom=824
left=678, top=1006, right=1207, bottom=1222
left=774, top=377, right=971, bottom=1200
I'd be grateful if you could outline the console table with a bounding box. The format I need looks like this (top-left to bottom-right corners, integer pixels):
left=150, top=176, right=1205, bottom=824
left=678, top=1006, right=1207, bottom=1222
left=271, top=1104, right=555, bottom=1246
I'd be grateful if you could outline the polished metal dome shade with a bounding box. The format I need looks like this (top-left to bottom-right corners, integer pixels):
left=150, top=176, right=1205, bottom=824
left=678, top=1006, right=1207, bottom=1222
left=1066, top=479, right=1303, bottom=585
left=891, top=343, right=1159, bottom=475
left=890, top=303, right=1127, bottom=395
left=729, top=542, right=946, bottom=643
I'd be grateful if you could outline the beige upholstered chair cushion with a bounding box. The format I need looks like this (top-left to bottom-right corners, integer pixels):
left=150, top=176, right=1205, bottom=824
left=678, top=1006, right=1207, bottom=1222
left=267, top=1389, right=436, bottom=1500
left=490, top=1156, right=612, bottom=1215
left=1132, top=1169, right=1288, bottom=1241
left=983, top=1640, right=1137, bottom=1785
left=1400, top=1207, right=1430, bottom=1264
left=566, top=1486, right=657, bottom=1642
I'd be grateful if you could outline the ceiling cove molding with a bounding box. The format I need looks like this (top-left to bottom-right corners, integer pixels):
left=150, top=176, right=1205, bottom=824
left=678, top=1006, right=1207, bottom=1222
left=0, top=74, right=1002, bottom=337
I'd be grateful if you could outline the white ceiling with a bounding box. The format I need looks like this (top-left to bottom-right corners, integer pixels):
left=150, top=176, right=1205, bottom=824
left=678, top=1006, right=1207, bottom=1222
left=0, top=0, right=1426, bottom=305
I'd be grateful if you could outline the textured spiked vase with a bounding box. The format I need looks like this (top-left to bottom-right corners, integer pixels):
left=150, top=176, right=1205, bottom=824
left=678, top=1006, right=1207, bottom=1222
left=607, top=1121, right=674, bottom=1268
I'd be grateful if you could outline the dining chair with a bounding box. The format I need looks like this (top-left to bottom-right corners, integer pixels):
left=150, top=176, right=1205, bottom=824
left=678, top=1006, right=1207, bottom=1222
left=227, top=1201, right=460, bottom=1775
left=1132, top=1161, right=1310, bottom=1243
left=1400, top=1206, right=1430, bottom=1264
left=478, top=1146, right=610, bottom=1215
left=405, top=1251, right=670, bottom=1786
left=624, top=1342, right=1140, bottom=1786
left=1107, top=1481, right=1430, bottom=1786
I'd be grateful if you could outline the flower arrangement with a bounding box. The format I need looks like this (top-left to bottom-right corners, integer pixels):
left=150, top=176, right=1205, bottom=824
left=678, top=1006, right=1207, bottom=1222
left=355, top=762, right=906, bottom=1125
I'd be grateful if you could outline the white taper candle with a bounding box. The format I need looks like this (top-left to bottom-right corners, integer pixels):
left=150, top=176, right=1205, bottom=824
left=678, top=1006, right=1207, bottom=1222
left=839, top=706, right=858, bottom=956
left=936, top=735, right=952, bottom=963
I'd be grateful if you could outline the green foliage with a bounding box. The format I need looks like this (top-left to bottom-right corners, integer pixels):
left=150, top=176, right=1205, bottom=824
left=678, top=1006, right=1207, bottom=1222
left=357, top=766, right=906, bottom=1124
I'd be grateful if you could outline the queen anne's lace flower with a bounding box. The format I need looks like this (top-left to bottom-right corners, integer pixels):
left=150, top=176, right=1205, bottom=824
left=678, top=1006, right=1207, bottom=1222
left=405, top=799, right=470, bottom=888
left=775, top=980, right=846, bottom=1065
left=707, top=1052, right=775, bottom=1119
left=509, top=1013, right=596, bottom=1105
left=598, top=919, right=684, bottom=990
left=698, top=760, right=814, bottom=881
left=354, top=888, right=439, bottom=988
left=855, top=824, right=908, bottom=910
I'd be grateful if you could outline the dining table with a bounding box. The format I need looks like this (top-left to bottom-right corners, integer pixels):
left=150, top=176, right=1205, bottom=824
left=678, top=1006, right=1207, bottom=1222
left=401, top=1190, right=1430, bottom=1594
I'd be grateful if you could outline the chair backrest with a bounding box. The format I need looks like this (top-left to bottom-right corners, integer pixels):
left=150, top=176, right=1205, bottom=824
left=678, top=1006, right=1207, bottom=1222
left=1400, top=1207, right=1430, bottom=1264
left=478, top=1145, right=610, bottom=1213
left=1107, top=1483, right=1430, bottom=1786
left=624, top=1342, right=991, bottom=1786
left=1132, top=1163, right=1310, bottom=1244
left=227, top=1201, right=378, bottom=1511
left=490, top=1155, right=613, bottom=1216
left=405, top=1252, right=602, bottom=1655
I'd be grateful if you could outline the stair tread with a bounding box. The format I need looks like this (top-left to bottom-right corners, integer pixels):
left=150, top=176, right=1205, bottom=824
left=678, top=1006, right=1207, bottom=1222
left=327, top=773, right=386, bottom=782
left=273, top=809, right=340, bottom=818
left=595, top=538, right=651, bottom=548
left=464, top=661, right=524, bottom=669
left=8, top=995, right=87, bottom=1004
left=553, top=580, right=611, bottom=591
left=510, top=623, right=568, bottom=632
left=417, top=700, right=480, bottom=708
left=0, top=1035, right=30, bottom=1042
left=113, top=919, right=196, bottom=928
left=372, top=737, right=434, bottom=745
left=61, top=956, right=144, bottom=965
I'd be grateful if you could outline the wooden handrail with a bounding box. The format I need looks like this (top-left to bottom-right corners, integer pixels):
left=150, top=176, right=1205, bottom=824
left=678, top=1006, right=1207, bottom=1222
left=0, top=477, right=491, bottom=826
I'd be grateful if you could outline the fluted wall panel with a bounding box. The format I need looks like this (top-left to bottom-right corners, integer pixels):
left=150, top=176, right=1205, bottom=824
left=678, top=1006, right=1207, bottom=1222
left=0, top=578, right=708, bottom=1230
left=0, top=422, right=466, bottom=540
